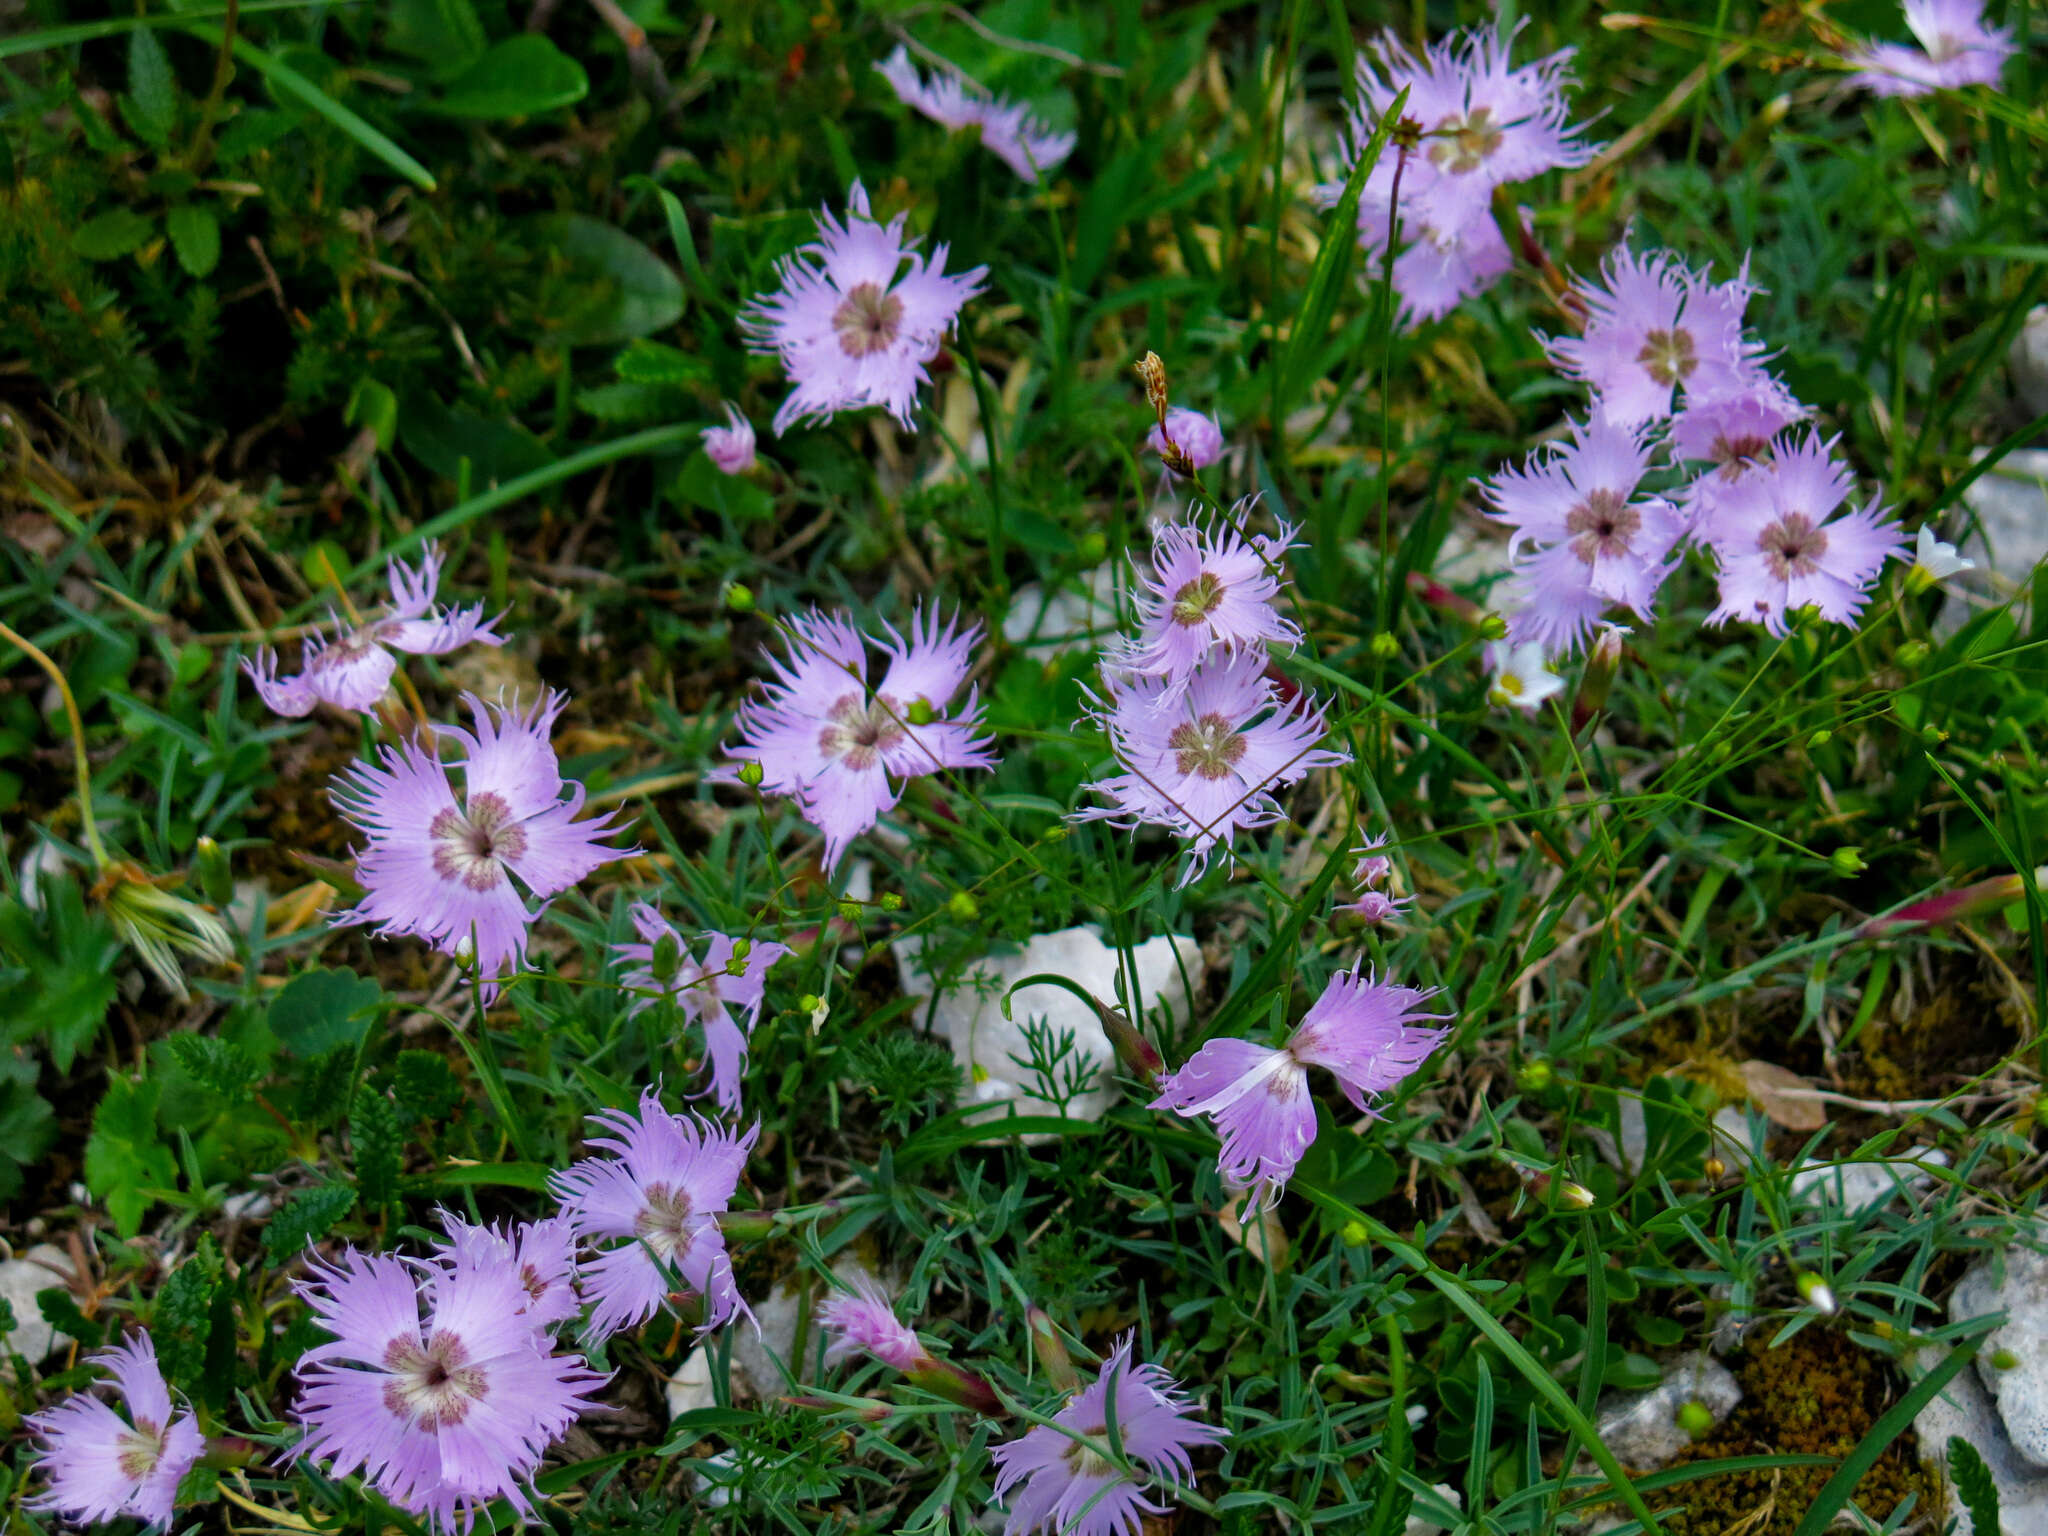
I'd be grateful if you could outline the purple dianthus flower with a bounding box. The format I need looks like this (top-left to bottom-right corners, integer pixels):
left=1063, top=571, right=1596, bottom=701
left=294, top=1247, right=605, bottom=1535
left=1145, top=408, right=1224, bottom=474
left=614, top=905, right=791, bottom=1113
left=876, top=46, right=1076, bottom=182
left=989, top=1332, right=1224, bottom=1536
left=1152, top=964, right=1450, bottom=1213
left=1668, top=377, right=1808, bottom=536
left=329, top=691, right=634, bottom=993
left=550, top=1089, right=757, bottom=1340
left=1073, top=648, right=1349, bottom=887
left=720, top=607, right=995, bottom=873
left=245, top=543, right=503, bottom=717
left=25, top=1331, right=203, bottom=1531
left=432, top=1212, right=583, bottom=1331
left=741, top=182, right=987, bottom=435
left=1701, top=432, right=1904, bottom=636
left=816, top=1272, right=926, bottom=1373
left=1339, top=833, right=1413, bottom=924
left=701, top=403, right=757, bottom=475
left=1846, top=0, right=2015, bottom=95
left=1113, top=507, right=1301, bottom=688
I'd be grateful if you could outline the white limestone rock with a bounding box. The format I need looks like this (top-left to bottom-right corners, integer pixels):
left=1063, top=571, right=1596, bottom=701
left=1951, top=1232, right=2048, bottom=1470
left=1790, top=1149, right=1949, bottom=1215
left=895, top=925, right=1205, bottom=1134
left=1594, top=1352, right=1742, bottom=1470
left=1914, top=1343, right=2048, bottom=1536
left=0, top=1244, right=77, bottom=1364
left=1001, top=565, right=1122, bottom=659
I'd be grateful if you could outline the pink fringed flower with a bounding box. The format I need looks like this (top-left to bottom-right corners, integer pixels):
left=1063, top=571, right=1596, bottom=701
left=1339, top=833, right=1413, bottom=924
left=1315, top=22, right=1592, bottom=325
left=1074, top=648, right=1349, bottom=887
left=817, top=1273, right=926, bottom=1372
left=1483, top=415, right=1686, bottom=655
left=1668, top=378, right=1808, bottom=536
left=1846, top=0, right=2014, bottom=95
left=1152, top=965, right=1450, bottom=1213
left=1114, top=507, right=1301, bottom=687
left=720, top=607, right=995, bottom=873
left=989, top=1333, right=1224, bottom=1536
left=550, top=1089, right=758, bottom=1340
left=25, top=1332, right=204, bottom=1531
left=741, top=182, right=988, bottom=435
left=432, top=1213, right=583, bottom=1331
left=702, top=403, right=757, bottom=475
left=614, top=905, right=791, bottom=1112
left=244, top=543, right=503, bottom=717
left=1702, top=432, right=1904, bottom=636
left=1145, top=408, right=1225, bottom=474
left=294, top=1247, right=605, bottom=1536
left=1545, top=247, right=1768, bottom=426
left=876, top=46, right=1075, bottom=183
left=330, top=691, right=634, bottom=991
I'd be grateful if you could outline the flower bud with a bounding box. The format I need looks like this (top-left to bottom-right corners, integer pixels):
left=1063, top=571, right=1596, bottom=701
left=1806, top=729, right=1832, bottom=750
left=731, top=937, right=751, bottom=961
left=905, top=1358, right=1003, bottom=1417
left=798, top=993, right=822, bottom=1015
left=906, top=697, right=935, bottom=727
left=1829, top=847, right=1866, bottom=877
left=837, top=899, right=863, bottom=923
left=1076, top=532, right=1108, bottom=565
left=1993, top=1348, right=2022, bottom=1370
left=1894, top=640, right=1930, bottom=669
left=947, top=891, right=979, bottom=922
left=725, top=582, right=755, bottom=612
left=716, top=1209, right=776, bottom=1242
left=1676, top=1400, right=1716, bottom=1440
left=1479, top=612, right=1509, bottom=641
left=194, top=836, right=233, bottom=908
left=1369, top=631, right=1400, bottom=661
left=1097, top=1002, right=1163, bottom=1087
left=1921, top=724, right=1947, bottom=745
left=1340, top=1220, right=1369, bottom=1247
left=879, top=892, right=903, bottom=911
left=783, top=1393, right=892, bottom=1422
left=1572, top=624, right=1628, bottom=733
left=1516, top=1059, right=1555, bottom=1093
left=1795, top=1271, right=1837, bottom=1316
left=651, top=932, right=682, bottom=985
left=738, top=761, right=764, bottom=788
left=1027, top=1307, right=1081, bottom=1395
left=1702, top=1155, right=1727, bottom=1181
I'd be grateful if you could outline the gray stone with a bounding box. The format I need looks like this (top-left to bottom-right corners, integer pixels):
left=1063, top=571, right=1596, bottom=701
left=0, top=1244, right=77, bottom=1363
left=1914, top=1344, right=2048, bottom=1536
left=1952, top=448, right=2048, bottom=628
left=2012, top=306, right=2048, bottom=421
left=1594, top=1351, right=1742, bottom=1470
left=1790, top=1150, right=1949, bottom=1216
left=895, top=925, right=1204, bottom=1135
left=1002, top=565, right=1122, bottom=659
left=1951, top=1233, right=2048, bottom=1470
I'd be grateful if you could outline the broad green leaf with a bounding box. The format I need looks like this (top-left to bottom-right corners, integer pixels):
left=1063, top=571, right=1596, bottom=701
left=536, top=214, right=685, bottom=346
left=124, top=27, right=178, bottom=146
left=385, top=0, right=486, bottom=77
left=85, top=1075, right=178, bottom=1237
left=397, top=390, right=555, bottom=486
left=429, top=35, right=588, bottom=120
left=269, top=967, right=380, bottom=1057
left=0, top=880, right=121, bottom=1072
left=165, top=204, right=221, bottom=278
left=72, top=208, right=156, bottom=261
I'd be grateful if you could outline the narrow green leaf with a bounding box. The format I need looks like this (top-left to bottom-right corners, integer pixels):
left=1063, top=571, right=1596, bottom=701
left=1275, top=84, right=1406, bottom=420
left=184, top=25, right=435, bottom=191
left=1791, top=1339, right=1990, bottom=1536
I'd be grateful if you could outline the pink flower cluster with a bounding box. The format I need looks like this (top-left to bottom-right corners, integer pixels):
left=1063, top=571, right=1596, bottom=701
left=25, top=1333, right=204, bottom=1529
left=1482, top=244, right=1902, bottom=661
left=1075, top=503, right=1350, bottom=884
left=1314, top=21, right=1597, bottom=325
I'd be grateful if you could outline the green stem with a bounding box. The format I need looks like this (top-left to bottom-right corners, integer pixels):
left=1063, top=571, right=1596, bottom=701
left=0, top=619, right=108, bottom=868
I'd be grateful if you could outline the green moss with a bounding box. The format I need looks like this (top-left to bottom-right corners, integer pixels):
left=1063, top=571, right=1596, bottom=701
left=1656, top=1329, right=1936, bottom=1536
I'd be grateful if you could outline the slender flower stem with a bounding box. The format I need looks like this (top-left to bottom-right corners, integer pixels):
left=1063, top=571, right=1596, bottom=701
left=0, top=619, right=108, bottom=867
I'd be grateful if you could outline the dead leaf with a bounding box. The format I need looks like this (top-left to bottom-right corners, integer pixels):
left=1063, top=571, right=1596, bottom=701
left=1217, top=1196, right=1290, bottom=1269
left=1739, top=1059, right=1828, bottom=1131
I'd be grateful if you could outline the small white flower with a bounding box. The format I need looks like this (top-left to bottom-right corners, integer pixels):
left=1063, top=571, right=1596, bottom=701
left=1911, top=525, right=1975, bottom=584
left=1484, top=640, right=1565, bottom=714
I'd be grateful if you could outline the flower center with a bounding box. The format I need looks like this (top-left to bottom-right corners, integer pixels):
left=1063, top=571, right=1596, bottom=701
left=382, top=1332, right=488, bottom=1431
left=1061, top=1425, right=1119, bottom=1481
left=1493, top=672, right=1526, bottom=701
left=1169, top=571, right=1226, bottom=627
left=833, top=281, right=904, bottom=358
left=634, top=1182, right=695, bottom=1259
left=1635, top=327, right=1697, bottom=386
left=1757, top=512, right=1829, bottom=580
left=1168, top=713, right=1249, bottom=781
left=1711, top=433, right=1771, bottom=480
left=819, top=693, right=906, bottom=771
left=1428, top=107, right=1502, bottom=174
left=519, top=1263, right=550, bottom=1303
left=115, top=1420, right=165, bottom=1482
left=428, top=790, right=526, bottom=892
left=1565, top=488, right=1641, bottom=565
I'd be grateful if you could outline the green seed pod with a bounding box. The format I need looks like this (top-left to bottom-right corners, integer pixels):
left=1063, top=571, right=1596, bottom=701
left=725, top=583, right=756, bottom=612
